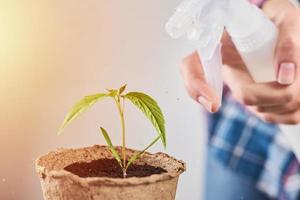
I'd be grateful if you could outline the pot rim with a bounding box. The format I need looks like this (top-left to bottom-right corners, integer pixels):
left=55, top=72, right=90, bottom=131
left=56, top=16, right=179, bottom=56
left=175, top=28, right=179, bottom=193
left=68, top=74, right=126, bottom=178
left=36, top=145, right=186, bottom=187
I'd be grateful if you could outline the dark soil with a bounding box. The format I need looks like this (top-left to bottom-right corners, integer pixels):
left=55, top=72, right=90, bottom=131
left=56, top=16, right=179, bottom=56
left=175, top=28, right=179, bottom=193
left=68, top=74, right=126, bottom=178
left=64, top=159, right=167, bottom=178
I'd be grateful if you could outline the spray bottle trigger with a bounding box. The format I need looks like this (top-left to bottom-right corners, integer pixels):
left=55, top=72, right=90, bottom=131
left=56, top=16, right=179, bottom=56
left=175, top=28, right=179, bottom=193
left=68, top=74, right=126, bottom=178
left=199, top=43, right=223, bottom=104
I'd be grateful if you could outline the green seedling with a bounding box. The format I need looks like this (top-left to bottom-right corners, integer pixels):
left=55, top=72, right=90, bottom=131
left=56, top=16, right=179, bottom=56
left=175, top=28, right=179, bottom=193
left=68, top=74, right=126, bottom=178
left=58, top=84, right=166, bottom=178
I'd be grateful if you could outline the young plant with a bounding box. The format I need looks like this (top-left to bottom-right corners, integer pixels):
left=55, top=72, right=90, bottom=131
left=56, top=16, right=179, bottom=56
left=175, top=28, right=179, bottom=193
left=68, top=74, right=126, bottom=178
left=58, top=85, right=166, bottom=178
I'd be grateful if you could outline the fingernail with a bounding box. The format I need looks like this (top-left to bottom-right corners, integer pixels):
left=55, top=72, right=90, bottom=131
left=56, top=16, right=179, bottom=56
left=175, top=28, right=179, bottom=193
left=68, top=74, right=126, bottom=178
left=277, top=62, right=296, bottom=85
left=198, top=96, right=213, bottom=113
left=212, top=103, right=221, bottom=113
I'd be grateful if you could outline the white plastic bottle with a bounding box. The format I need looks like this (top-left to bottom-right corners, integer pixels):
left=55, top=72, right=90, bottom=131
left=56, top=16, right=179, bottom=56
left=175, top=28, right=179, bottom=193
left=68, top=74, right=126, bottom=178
left=226, top=0, right=278, bottom=82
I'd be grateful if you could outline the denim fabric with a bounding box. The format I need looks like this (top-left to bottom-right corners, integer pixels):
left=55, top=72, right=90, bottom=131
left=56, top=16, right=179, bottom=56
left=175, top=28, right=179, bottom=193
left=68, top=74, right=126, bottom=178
left=205, top=148, right=270, bottom=200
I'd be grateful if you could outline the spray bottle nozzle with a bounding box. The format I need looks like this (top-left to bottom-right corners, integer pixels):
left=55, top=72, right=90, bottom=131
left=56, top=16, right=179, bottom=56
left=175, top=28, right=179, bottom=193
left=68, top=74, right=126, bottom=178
left=166, top=0, right=228, bottom=99
left=165, top=0, right=206, bottom=39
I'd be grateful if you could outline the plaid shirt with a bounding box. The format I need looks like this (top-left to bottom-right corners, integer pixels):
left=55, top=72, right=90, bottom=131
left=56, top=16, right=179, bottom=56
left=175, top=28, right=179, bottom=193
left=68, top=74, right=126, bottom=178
left=207, top=92, right=300, bottom=200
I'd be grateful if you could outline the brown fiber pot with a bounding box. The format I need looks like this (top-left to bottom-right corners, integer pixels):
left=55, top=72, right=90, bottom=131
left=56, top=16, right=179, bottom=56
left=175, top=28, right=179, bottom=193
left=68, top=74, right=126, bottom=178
left=36, top=145, right=186, bottom=200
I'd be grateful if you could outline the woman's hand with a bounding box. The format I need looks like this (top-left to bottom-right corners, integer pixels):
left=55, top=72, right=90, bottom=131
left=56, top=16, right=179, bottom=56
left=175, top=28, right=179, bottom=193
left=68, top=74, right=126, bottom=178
left=180, top=1, right=300, bottom=124
left=180, top=52, right=221, bottom=113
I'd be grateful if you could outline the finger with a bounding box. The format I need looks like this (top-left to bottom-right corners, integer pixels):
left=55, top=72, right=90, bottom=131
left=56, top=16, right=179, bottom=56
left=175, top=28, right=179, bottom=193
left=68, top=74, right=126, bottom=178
left=275, top=13, right=300, bottom=85
left=254, top=99, right=300, bottom=114
left=234, top=81, right=297, bottom=106
left=258, top=109, right=300, bottom=125
left=181, top=51, right=220, bottom=112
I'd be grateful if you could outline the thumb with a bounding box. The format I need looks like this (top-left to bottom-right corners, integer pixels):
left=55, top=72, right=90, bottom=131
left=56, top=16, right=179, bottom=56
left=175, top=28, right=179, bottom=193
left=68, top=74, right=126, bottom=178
left=180, top=51, right=221, bottom=113
left=275, top=23, right=300, bottom=85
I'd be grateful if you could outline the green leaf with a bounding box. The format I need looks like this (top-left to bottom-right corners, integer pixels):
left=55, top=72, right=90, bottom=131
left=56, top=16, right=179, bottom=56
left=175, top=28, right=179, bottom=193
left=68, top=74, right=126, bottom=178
left=126, top=135, right=161, bottom=169
left=100, top=127, right=123, bottom=168
left=118, top=84, right=127, bottom=95
left=58, top=93, right=107, bottom=135
left=124, top=92, right=166, bottom=148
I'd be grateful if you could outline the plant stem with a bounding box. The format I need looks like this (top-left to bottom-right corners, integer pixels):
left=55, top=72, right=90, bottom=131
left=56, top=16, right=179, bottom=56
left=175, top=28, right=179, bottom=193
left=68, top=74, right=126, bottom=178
left=115, top=96, right=126, bottom=177
left=125, top=135, right=161, bottom=170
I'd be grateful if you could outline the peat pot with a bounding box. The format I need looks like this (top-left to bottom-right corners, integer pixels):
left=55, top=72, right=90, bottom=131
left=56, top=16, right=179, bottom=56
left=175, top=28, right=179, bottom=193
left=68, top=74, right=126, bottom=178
left=36, top=145, right=186, bottom=200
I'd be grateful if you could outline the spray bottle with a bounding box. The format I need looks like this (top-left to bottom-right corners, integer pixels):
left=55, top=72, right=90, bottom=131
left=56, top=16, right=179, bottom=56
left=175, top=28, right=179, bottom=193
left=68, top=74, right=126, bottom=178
left=166, top=0, right=300, bottom=160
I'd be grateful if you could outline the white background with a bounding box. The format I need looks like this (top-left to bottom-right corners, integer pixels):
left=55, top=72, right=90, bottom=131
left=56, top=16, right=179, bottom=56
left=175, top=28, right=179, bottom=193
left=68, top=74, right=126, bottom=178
left=0, top=0, right=207, bottom=199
